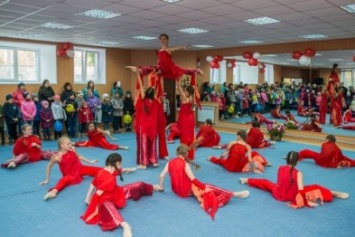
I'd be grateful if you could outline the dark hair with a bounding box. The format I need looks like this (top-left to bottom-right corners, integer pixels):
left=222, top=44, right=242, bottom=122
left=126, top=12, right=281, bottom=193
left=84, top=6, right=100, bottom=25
left=42, top=79, right=50, bottom=87
left=159, top=33, right=169, bottom=40
left=205, top=119, right=212, bottom=126
left=285, top=110, right=290, bottom=115
left=105, top=153, right=123, bottom=181
left=332, top=63, right=338, bottom=70
left=237, top=130, right=247, bottom=141
left=145, top=87, right=155, bottom=100
left=326, top=134, right=336, bottom=142
left=286, top=151, right=299, bottom=184
left=87, top=80, right=95, bottom=90
left=251, top=121, right=260, bottom=128
left=64, top=82, right=72, bottom=90
left=185, top=85, right=194, bottom=96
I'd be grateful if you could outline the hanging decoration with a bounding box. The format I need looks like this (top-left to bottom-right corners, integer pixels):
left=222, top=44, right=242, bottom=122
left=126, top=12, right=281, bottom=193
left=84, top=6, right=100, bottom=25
left=207, top=55, right=224, bottom=69
left=291, top=48, right=316, bottom=66
left=259, top=63, right=266, bottom=73
left=57, top=42, right=75, bottom=58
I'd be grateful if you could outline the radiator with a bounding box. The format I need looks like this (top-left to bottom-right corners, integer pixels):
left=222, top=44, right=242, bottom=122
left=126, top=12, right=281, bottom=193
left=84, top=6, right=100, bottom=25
left=197, top=105, right=215, bottom=123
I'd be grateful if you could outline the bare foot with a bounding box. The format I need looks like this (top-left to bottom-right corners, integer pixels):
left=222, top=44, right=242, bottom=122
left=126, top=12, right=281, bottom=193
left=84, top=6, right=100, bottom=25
left=234, top=190, right=250, bottom=198
left=120, top=146, right=129, bottom=150
left=125, top=66, right=137, bottom=72
left=123, top=167, right=137, bottom=173
left=153, top=184, right=163, bottom=192
left=212, top=145, right=222, bottom=149
left=239, top=178, right=248, bottom=184
left=152, top=163, right=160, bottom=168
left=44, top=190, right=57, bottom=201
left=137, top=165, right=146, bottom=170
left=163, top=156, right=169, bottom=160
left=332, top=191, right=349, bottom=199
left=207, top=156, right=212, bottom=161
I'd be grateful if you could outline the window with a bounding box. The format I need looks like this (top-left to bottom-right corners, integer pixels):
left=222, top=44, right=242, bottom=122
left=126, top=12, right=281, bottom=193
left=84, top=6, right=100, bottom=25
left=209, top=60, right=226, bottom=84
left=74, top=46, right=106, bottom=84
left=341, top=70, right=355, bottom=87
left=264, top=64, right=274, bottom=84
left=232, top=62, right=258, bottom=84
left=0, top=41, right=56, bottom=84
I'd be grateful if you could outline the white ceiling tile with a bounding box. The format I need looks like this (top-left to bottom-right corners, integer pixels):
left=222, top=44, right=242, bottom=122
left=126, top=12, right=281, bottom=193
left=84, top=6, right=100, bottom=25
left=201, top=4, right=245, bottom=15
left=288, top=0, right=334, bottom=11
left=304, top=7, right=346, bottom=17
left=178, top=10, right=212, bottom=20
left=100, top=3, right=142, bottom=14
left=119, top=0, right=168, bottom=9
left=150, top=4, right=195, bottom=15
left=0, top=10, right=26, bottom=18
left=129, top=10, right=169, bottom=20
left=8, top=0, right=53, bottom=8
left=177, top=0, right=223, bottom=9
left=231, top=0, right=279, bottom=10
left=253, top=5, right=297, bottom=16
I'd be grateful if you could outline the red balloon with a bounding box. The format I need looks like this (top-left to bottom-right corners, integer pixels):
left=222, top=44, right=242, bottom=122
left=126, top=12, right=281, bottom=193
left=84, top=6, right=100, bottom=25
left=292, top=51, right=303, bottom=60
left=260, top=68, right=265, bottom=73
left=232, top=62, right=236, bottom=68
left=217, top=55, right=223, bottom=62
left=210, top=61, right=220, bottom=69
left=242, top=51, right=252, bottom=59
left=248, top=58, right=257, bottom=66
left=231, top=59, right=236, bottom=63
left=57, top=49, right=65, bottom=57
left=213, top=55, right=219, bottom=62
left=353, top=55, right=355, bottom=62
left=304, top=48, right=315, bottom=57
left=63, top=42, right=72, bottom=50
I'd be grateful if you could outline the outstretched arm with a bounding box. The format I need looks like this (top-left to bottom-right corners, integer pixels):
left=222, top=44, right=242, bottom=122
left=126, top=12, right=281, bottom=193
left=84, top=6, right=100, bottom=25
left=158, top=163, right=169, bottom=190
left=167, top=45, right=189, bottom=53
left=177, top=78, right=188, bottom=102
left=39, top=155, right=59, bottom=185
left=98, top=128, right=117, bottom=141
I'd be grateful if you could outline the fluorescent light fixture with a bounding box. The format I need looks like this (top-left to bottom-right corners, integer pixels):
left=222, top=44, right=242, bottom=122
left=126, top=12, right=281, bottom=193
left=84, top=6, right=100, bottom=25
left=178, top=27, right=208, bottom=34
left=340, top=4, right=355, bottom=13
left=239, top=40, right=263, bottom=44
left=346, top=62, right=355, bottom=65
left=192, top=44, right=214, bottom=48
left=287, top=59, right=298, bottom=62
left=161, top=0, right=181, bottom=3
left=263, top=54, right=278, bottom=57
left=244, top=17, right=279, bottom=25
left=98, top=41, right=119, bottom=45
left=280, top=62, right=290, bottom=65
left=328, top=58, right=344, bottom=62
left=41, top=22, right=73, bottom=29
left=299, top=34, right=327, bottom=39
left=312, top=63, right=324, bottom=66
left=15, top=32, right=42, bottom=38
left=315, top=53, right=323, bottom=56
left=81, top=9, right=121, bottom=19
left=133, top=36, right=157, bottom=40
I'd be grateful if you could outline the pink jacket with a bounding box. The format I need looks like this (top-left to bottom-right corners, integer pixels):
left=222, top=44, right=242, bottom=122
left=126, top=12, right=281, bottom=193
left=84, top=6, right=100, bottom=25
left=21, top=100, right=37, bottom=121
left=12, top=89, right=26, bottom=107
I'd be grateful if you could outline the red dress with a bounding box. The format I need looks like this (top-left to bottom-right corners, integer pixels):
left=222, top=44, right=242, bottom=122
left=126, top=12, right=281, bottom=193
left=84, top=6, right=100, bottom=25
left=210, top=143, right=249, bottom=172
left=343, top=110, right=355, bottom=123
left=157, top=50, right=195, bottom=80
left=247, top=165, right=299, bottom=202
left=301, top=120, right=322, bottom=132
left=13, top=135, right=42, bottom=162
left=74, top=128, right=119, bottom=150
left=331, top=94, right=343, bottom=126
left=255, top=113, right=273, bottom=125
left=168, top=157, right=193, bottom=198
left=287, top=114, right=299, bottom=124
left=196, top=125, right=220, bottom=147
left=157, top=100, right=168, bottom=158
left=319, top=93, right=327, bottom=124
left=78, top=107, right=93, bottom=123
left=270, top=109, right=287, bottom=120
left=178, top=103, right=195, bottom=159
left=246, top=128, right=270, bottom=149
left=167, top=123, right=180, bottom=141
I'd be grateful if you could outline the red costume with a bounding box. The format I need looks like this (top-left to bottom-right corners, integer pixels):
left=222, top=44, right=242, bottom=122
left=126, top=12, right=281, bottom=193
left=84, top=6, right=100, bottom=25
left=319, top=93, right=328, bottom=124
left=167, top=122, right=180, bottom=141
left=270, top=109, right=287, bottom=120
left=1, top=135, right=55, bottom=168
left=297, top=104, right=308, bottom=116
left=299, top=184, right=333, bottom=203
left=247, top=165, right=299, bottom=202
left=254, top=113, right=273, bottom=125
left=343, top=110, right=355, bottom=123
left=81, top=168, right=153, bottom=231
left=298, top=141, right=355, bottom=168
left=178, top=103, right=195, bottom=159
left=246, top=127, right=271, bottom=149
left=286, top=113, right=299, bottom=124
left=196, top=125, right=220, bottom=147
left=327, top=70, right=339, bottom=98
left=331, top=93, right=343, bottom=127
left=74, top=128, right=119, bottom=150
left=49, top=150, right=100, bottom=192
left=301, top=120, right=322, bottom=132
left=157, top=101, right=168, bottom=159
left=209, top=143, right=268, bottom=172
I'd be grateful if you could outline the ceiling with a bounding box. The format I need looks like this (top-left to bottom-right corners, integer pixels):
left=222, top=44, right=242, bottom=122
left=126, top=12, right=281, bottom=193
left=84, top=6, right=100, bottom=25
left=1, top=0, right=355, bottom=68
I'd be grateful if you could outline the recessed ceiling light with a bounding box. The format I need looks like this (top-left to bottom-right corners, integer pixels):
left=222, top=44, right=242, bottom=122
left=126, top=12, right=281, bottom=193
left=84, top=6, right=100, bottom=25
left=244, top=17, right=280, bottom=25
left=239, top=40, right=263, bottom=44
left=192, top=45, right=214, bottom=48
left=177, top=28, right=208, bottom=34
left=287, top=59, right=298, bottom=62
left=280, top=62, right=290, bottom=65
left=315, top=53, right=323, bottom=56
left=40, top=22, right=73, bottom=29
left=81, top=9, right=121, bottom=19
left=161, top=0, right=181, bottom=3
left=15, top=32, right=42, bottom=38
left=98, top=41, right=119, bottom=45
left=328, top=58, right=344, bottom=62
left=299, top=34, right=327, bottom=39
left=340, top=4, right=355, bottom=13
left=263, top=54, right=278, bottom=57
left=312, top=63, right=324, bottom=66
left=133, top=36, right=157, bottom=40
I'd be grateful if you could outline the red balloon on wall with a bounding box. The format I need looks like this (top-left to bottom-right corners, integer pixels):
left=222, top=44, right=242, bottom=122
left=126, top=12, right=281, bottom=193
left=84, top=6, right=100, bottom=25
left=292, top=51, right=303, bottom=60
left=57, top=49, right=65, bottom=57
left=210, top=61, right=220, bottom=69
left=242, top=51, right=253, bottom=59
left=260, top=68, right=265, bottom=73
left=231, top=59, right=236, bottom=63
left=63, top=42, right=72, bottom=50
left=248, top=58, right=257, bottom=66
left=304, top=48, right=316, bottom=57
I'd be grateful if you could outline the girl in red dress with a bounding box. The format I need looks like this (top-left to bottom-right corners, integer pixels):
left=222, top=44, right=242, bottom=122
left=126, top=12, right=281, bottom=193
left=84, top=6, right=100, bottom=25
left=158, top=144, right=249, bottom=220
left=331, top=88, right=345, bottom=127
left=327, top=63, right=340, bottom=98
left=240, top=151, right=348, bottom=208
left=82, top=153, right=158, bottom=237
left=270, top=104, right=287, bottom=120
left=318, top=85, right=328, bottom=125
left=252, top=112, right=274, bottom=125
left=301, top=115, right=322, bottom=132
left=40, top=136, right=101, bottom=200
left=190, top=119, right=222, bottom=149
left=1, top=124, right=55, bottom=168
left=166, top=122, right=180, bottom=143
left=74, top=122, right=127, bottom=150
left=208, top=130, right=270, bottom=173
left=343, top=107, right=355, bottom=123
left=246, top=121, right=272, bottom=149
left=177, top=78, right=196, bottom=160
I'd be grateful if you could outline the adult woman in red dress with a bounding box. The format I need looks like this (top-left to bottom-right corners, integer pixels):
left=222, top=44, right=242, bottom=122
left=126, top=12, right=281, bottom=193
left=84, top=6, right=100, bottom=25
left=240, top=151, right=348, bottom=208
left=1, top=124, right=55, bottom=168
left=82, top=153, right=158, bottom=237
left=208, top=130, right=270, bottom=173
left=327, top=63, right=340, bottom=98
left=331, top=88, right=345, bottom=127
left=298, top=135, right=355, bottom=168
left=158, top=144, right=249, bottom=220
left=128, top=66, right=159, bottom=169
left=318, top=85, right=328, bottom=125
left=74, top=122, right=128, bottom=150
left=177, top=78, right=196, bottom=160
left=246, top=121, right=272, bottom=149
left=40, top=136, right=100, bottom=200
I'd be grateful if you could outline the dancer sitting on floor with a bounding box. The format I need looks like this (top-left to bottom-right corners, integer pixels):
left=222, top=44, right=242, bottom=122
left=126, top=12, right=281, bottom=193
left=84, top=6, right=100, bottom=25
left=74, top=122, right=128, bottom=150
left=190, top=119, right=225, bottom=150
left=251, top=112, right=274, bottom=125
left=40, top=136, right=101, bottom=200
left=166, top=122, right=180, bottom=143
left=297, top=100, right=318, bottom=117
left=81, top=153, right=160, bottom=237
left=1, top=124, right=55, bottom=168
left=208, top=130, right=270, bottom=173
left=298, top=134, right=355, bottom=168
left=246, top=121, right=273, bottom=149
left=285, top=110, right=300, bottom=126
left=240, top=151, right=349, bottom=208
left=270, top=104, right=287, bottom=120
left=301, top=114, right=322, bottom=132
left=158, top=144, right=249, bottom=220
left=342, top=106, right=355, bottom=124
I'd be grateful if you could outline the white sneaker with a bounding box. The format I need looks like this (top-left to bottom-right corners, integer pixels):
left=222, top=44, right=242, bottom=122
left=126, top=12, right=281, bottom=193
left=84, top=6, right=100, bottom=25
left=7, top=161, right=16, bottom=168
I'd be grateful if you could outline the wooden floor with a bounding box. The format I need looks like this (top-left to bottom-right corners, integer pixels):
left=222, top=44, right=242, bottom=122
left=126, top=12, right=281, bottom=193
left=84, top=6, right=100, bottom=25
left=214, top=121, right=355, bottom=151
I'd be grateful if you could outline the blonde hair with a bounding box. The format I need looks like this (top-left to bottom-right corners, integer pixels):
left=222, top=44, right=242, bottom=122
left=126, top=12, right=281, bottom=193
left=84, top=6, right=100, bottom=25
left=57, top=136, right=70, bottom=151
left=21, top=124, right=32, bottom=132
left=176, top=144, right=189, bottom=157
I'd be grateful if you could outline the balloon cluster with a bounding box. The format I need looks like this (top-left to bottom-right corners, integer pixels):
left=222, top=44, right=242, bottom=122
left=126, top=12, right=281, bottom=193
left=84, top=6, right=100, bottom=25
left=206, top=55, right=223, bottom=69
left=57, top=42, right=75, bottom=58
left=259, top=63, right=266, bottom=73
left=291, top=48, right=316, bottom=66
left=227, top=59, right=236, bottom=69
left=242, top=51, right=261, bottom=66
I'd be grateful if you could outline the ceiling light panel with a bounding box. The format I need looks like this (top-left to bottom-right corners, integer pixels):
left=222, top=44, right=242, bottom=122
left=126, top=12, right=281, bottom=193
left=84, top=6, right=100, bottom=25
left=177, top=28, right=209, bottom=34
left=81, top=9, right=121, bottom=19
left=244, top=17, right=280, bottom=25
